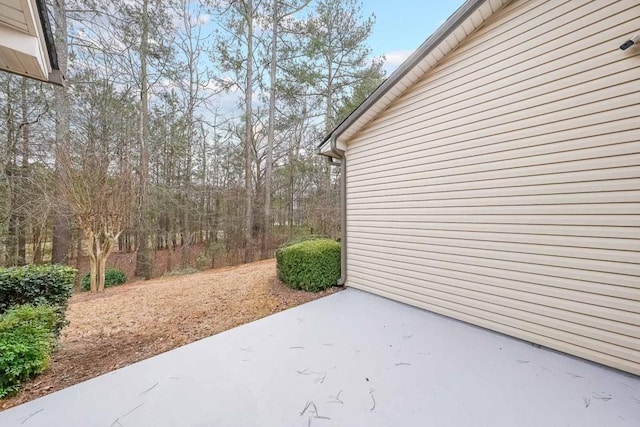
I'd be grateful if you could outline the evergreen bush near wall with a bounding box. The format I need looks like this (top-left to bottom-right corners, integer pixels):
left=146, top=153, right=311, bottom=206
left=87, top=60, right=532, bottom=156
left=276, top=238, right=340, bottom=292
left=81, top=268, right=127, bottom=291
left=0, top=265, right=76, bottom=338
left=0, top=305, right=60, bottom=398
left=277, top=234, right=326, bottom=249
left=0, top=264, right=76, bottom=322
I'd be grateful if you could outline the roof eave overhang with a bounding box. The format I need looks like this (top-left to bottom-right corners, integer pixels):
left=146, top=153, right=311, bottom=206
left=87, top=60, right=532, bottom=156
left=319, top=0, right=510, bottom=157
left=0, top=0, right=64, bottom=86
left=35, top=0, right=64, bottom=86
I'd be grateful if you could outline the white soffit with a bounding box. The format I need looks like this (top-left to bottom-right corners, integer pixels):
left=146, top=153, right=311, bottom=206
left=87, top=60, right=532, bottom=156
left=0, top=0, right=54, bottom=82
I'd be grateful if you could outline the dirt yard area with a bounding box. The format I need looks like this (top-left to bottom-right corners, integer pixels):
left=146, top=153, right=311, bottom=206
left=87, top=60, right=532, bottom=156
left=0, top=259, right=339, bottom=410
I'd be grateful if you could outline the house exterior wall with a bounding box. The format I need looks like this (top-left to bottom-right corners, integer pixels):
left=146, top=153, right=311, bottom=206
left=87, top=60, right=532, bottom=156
left=344, top=0, right=640, bottom=375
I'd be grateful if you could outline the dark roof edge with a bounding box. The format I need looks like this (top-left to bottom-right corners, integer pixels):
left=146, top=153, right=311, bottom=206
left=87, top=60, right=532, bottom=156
left=35, top=0, right=59, bottom=71
left=319, top=0, right=486, bottom=148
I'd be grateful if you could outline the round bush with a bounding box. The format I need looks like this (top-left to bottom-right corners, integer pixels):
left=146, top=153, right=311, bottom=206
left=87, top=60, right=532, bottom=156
left=278, top=234, right=326, bottom=249
left=0, top=264, right=75, bottom=315
left=0, top=304, right=59, bottom=398
left=276, top=238, right=340, bottom=292
left=81, top=268, right=127, bottom=291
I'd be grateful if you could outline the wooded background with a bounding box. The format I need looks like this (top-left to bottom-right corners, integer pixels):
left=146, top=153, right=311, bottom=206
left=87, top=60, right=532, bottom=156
left=0, top=0, right=384, bottom=287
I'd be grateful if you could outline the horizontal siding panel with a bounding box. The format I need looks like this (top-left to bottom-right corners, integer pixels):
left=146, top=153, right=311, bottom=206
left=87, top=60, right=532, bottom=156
left=348, top=239, right=639, bottom=293
left=350, top=133, right=640, bottom=183
left=349, top=143, right=640, bottom=187
left=348, top=190, right=640, bottom=210
left=375, top=53, right=636, bottom=146
left=438, top=1, right=635, bottom=77
left=377, top=3, right=639, bottom=126
left=343, top=0, right=640, bottom=375
left=347, top=203, right=640, bottom=216
left=348, top=272, right=640, bottom=364
left=348, top=222, right=640, bottom=240
left=348, top=263, right=640, bottom=339
left=348, top=237, right=640, bottom=277
left=0, top=47, right=25, bottom=71
left=450, top=0, right=576, bottom=65
left=349, top=248, right=640, bottom=309
left=350, top=260, right=640, bottom=324
left=349, top=167, right=640, bottom=196
left=347, top=214, right=640, bottom=227
left=349, top=226, right=639, bottom=252
left=348, top=178, right=640, bottom=202
left=348, top=153, right=640, bottom=190
left=350, top=89, right=639, bottom=160
left=0, top=5, right=29, bottom=30
left=407, top=1, right=633, bottom=102
left=355, top=60, right=637, bottom=149
left=366, top=50, right=637, bottom=144
left=349, top=107, right=639, bottom=167
left=358, top=28, right=636, bottom=145
left=346, top=281, right=640, bottom=376
left=349, top=122, right=639, bottom=177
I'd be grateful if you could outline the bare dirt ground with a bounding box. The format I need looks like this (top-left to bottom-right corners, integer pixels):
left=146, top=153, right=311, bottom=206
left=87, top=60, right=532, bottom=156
left=0, top=259, right=339, bottom=411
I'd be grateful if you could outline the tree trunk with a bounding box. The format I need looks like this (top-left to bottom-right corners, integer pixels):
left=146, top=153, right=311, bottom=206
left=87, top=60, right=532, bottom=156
left=6, top=203, right=18, bottom=265
left=180, top=14, right=195, bottom=268
left=97, top=250, right=108, bottom=292
left=74, top=237, right=82, bottom=288
left=135, top=0, right=152, bottom=279
left=263, top=0, right=277, bottom=259
left=243, top=0, right=254, bottom=264
left=88, top=233, right=98, bottom=293
left=52, top=0, right=71, bottom=265
left=288, top=152, right=294, bottom=237
left=33, top=226, right=43, bottom=264
left=213, top=192, right=220, bottom=242
left=87, top=231, right=116, bottom=293
left=16, top=78, right=28, bottom=265
left=325, top=61, right=333, bottom=134
left=4, top=79, right=17, bottom=265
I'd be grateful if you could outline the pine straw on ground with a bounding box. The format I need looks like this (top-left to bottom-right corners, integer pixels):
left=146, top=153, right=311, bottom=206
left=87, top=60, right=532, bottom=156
left=0, top=259, right=340, bottom=410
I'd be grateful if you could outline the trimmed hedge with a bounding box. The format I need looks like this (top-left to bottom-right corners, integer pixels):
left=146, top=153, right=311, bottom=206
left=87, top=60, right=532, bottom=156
left=0, top=264, right=75, bottom=317
left=81, top=268, right=127, bottom=291
left=278, top=234, right=327, bottom=249
left=0, top=305, right=59, bottom=398
left=276, top=238, right=340, bottom=292
left=0, top=265, right=74, bottom=398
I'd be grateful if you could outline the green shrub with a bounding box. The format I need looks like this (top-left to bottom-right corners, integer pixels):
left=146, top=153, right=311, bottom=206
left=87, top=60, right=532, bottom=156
left=81, top=268, right=127, bottom=291
left=278, top=235, right=327, bottom=249
left=195, top=254, right=209, bottom=270
left=0, top=264, right=75, bottom=318
left=0, top=266, right=74, bottom=398
left=276, top=238, right=340, bottom=292
left=0, top=305, right=59, bottom=398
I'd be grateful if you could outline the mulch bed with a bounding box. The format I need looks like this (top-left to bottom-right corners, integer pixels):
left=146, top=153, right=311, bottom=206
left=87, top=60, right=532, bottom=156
left=0, top=259, right=340, bottom=411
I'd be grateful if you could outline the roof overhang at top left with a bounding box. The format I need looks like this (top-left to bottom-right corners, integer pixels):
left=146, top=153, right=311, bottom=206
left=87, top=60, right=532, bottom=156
left=0, top=0, right=64, bottom=86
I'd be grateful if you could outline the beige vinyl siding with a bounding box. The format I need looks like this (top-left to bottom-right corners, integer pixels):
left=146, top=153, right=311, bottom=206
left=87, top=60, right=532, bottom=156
left=344, top=0, right=640, bottom=375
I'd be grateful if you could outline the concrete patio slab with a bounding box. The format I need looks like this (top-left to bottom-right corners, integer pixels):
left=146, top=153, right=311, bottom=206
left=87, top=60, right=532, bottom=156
left=1, top=288, right=638, bottom=426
